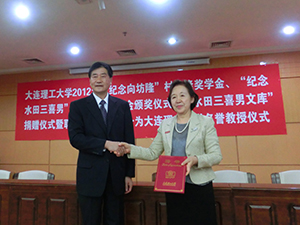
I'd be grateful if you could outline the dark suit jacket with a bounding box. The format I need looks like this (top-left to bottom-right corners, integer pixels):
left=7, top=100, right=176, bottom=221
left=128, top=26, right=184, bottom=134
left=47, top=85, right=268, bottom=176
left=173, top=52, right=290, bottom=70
left=68, top=94, right=135, bottom=197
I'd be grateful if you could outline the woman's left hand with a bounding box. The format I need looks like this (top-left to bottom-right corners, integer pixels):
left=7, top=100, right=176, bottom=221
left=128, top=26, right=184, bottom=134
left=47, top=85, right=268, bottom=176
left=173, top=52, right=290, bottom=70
left=181, top=156, right=198, bottom=175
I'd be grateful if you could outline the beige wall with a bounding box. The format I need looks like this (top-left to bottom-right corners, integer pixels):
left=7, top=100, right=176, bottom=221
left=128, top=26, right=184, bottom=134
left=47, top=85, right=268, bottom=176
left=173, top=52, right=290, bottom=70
left=1, top=52, right=300, bottom=183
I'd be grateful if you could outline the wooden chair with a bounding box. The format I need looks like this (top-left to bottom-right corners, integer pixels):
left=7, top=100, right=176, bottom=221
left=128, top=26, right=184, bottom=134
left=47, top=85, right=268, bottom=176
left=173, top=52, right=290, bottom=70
left=13, top=170, right=55, bottom=180
left=271, top=170, right=300, bottom=184
left=213, top=170, right=257, bottom=183
left=152, top=172, right=157, bottom=182
left=0, top=169, right=12, bottom=179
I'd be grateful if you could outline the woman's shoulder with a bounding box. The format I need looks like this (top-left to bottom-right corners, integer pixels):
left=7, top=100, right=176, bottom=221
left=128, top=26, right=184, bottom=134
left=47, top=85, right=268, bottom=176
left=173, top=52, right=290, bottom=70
left=159, top=115, right=175, bottom=128
left=164, top=115, right=175, bottom=122
left=192, top=112, right=214, bottom=123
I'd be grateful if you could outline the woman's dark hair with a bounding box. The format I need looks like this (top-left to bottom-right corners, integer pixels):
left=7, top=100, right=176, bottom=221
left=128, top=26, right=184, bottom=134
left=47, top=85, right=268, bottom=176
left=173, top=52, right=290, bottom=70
left=88, top=61, right=113, bottom=78
left=167, top=80, right=199, bottom=110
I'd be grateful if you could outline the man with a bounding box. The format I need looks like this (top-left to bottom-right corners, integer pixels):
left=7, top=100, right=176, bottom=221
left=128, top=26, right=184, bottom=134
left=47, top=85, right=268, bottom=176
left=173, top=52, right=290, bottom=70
left=68, top=61, right=135, bottom=225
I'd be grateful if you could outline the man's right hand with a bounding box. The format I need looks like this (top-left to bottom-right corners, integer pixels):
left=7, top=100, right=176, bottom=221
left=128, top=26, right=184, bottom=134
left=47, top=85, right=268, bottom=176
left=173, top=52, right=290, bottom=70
left=105, top=140, right=124, bottom=153
left=114, top=142, right=131, bottom=157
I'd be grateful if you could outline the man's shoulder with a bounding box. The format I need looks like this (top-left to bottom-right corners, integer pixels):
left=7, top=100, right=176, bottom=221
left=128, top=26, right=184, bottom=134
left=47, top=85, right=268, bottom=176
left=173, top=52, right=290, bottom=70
left=71, top=95, right=92, bottom=105
left=109, top=95, right=128, bottom=105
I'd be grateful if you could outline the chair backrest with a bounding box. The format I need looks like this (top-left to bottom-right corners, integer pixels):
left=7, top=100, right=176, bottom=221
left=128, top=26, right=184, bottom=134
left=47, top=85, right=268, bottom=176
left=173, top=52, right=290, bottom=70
left=0, top=170, right=12, bottom=179
left=271, top=170, right=300, bottom=184
left=13, top=170, right=55, bottom=180
left=152, top=172, right=157, bottom=182
left=213, top=170, right=257, bottom=183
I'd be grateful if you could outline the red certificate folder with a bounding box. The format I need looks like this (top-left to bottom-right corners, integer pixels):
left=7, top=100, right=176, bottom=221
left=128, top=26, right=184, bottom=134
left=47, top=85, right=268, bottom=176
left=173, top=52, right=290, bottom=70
left=154, top=155, right=187, bottom=193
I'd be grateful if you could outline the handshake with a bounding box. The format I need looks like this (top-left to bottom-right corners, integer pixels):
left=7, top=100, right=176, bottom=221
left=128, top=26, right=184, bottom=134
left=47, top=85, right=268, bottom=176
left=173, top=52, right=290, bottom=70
left=105, top=141, right=131, bottom=157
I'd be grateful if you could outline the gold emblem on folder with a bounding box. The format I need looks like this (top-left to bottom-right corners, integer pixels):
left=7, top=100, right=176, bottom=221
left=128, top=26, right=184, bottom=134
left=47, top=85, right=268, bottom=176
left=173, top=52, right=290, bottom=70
left=165, top=170, right=176, bottom=179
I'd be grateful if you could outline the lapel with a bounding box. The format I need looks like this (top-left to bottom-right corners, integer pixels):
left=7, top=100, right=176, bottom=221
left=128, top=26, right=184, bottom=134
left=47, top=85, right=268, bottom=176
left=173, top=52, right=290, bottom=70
left=164, top=112, right=200, bottom=151
left=164, top=117, right=176, bottom=151
left=186, top=111, right=200, bottom=148
left=86, top=94, right=107, bottom=133
left=106, top=95, right=119, bottom=135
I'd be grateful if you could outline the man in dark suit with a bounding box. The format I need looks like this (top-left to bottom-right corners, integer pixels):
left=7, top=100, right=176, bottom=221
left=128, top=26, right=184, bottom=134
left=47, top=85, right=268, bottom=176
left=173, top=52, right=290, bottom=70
left=68, top=61, right=135, bottom=225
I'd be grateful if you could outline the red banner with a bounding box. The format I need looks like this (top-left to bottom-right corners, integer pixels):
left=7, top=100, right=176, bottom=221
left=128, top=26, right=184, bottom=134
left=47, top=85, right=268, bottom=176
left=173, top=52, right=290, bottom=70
left=15, top=64, right=286, bottom=140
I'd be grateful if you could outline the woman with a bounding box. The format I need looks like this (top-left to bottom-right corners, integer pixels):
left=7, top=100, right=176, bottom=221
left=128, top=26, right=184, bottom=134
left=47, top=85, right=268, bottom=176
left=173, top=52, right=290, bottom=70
left=118, top=79, right=222, bottom=225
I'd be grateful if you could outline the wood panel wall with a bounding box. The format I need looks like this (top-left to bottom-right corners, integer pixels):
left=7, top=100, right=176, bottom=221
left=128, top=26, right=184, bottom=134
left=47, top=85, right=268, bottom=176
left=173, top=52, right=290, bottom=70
left=0, top=51, right=300, bottom=183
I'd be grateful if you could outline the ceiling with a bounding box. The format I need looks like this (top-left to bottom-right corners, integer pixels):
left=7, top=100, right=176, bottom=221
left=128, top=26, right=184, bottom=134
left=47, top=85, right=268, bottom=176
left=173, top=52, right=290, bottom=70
left=1, top=0, right=300, bottom=75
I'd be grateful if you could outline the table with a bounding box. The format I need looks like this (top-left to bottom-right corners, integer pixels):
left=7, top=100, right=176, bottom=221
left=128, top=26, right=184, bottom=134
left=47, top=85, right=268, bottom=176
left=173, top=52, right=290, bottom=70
left=0, top=180, right=299, bottom=225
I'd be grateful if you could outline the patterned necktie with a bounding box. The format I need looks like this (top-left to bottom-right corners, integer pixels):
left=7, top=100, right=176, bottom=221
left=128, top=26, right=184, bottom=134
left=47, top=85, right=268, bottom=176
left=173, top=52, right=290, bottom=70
left=99, top=100, right=107, bottom=125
